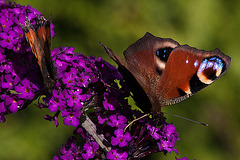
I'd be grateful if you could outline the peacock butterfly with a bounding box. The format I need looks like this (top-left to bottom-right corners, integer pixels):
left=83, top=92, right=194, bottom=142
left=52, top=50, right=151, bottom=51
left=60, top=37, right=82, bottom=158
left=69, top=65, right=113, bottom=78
left=21, top=16, right=57, bottom=92
left=100, top=32, right=231, bottom=115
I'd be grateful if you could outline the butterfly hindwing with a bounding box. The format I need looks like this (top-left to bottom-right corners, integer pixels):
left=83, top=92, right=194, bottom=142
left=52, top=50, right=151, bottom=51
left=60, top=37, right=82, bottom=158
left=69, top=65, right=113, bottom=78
left=157, top=45, right=231, bottom=108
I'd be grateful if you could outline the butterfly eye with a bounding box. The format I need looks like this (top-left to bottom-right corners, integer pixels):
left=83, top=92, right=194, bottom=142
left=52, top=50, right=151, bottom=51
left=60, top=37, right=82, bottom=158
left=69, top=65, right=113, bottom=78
left=156, top=47, right=173, bottom=62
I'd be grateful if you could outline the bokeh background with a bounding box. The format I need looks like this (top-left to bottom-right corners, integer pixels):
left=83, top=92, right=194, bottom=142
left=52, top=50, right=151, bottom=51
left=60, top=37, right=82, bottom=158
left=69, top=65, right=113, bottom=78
left=1, top=0, right=239, bottom=159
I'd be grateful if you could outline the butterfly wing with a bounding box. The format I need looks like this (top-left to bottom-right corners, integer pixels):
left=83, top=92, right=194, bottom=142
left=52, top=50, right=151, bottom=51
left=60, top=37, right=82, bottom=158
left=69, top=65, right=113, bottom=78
left=100, top=33, right=180, bottom=112
left=157, top=45, right=231, bottom=108
left=22, top=16, right=56, bottom=91
left=102, top=33, right=231, bottom=114
left=100, top=41, right=152, bottom=112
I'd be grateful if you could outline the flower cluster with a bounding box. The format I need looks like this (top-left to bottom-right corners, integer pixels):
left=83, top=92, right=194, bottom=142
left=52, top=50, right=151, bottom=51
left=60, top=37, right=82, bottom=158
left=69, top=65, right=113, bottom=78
left=0, top=1, right=186, bottom=160
left=0, top=1, right=55, bottom=122
left=54, top=115, right=181, bottom=159
left=43, top=46, right=101, bottom=127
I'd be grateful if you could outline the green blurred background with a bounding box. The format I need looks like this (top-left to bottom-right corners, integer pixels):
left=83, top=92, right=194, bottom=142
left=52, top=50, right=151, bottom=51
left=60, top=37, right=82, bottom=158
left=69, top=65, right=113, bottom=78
left=1, top=0, right=239, bottom=159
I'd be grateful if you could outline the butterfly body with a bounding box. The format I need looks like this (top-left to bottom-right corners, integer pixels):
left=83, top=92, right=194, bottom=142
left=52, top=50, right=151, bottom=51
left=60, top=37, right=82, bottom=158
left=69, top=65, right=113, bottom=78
left=101, top=32, right=231, bottom=114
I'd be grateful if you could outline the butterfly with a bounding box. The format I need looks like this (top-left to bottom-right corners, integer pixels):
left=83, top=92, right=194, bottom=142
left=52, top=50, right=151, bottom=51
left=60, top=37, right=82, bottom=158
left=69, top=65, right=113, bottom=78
left=100, top=32, right=231, bottom=115
left=21, top=16, right=57, bottom=92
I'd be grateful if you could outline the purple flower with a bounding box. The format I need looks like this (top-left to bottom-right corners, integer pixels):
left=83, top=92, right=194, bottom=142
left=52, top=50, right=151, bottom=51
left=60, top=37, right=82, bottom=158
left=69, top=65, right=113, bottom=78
left=147, top=125, right=161, bottom=140
left=0, top=31, right=18, bottom=49
left=107, top=149, right=128, bottom=160
left=0, top=14, right=14, bottom=31
left=64, top=89, right=83, bottom=109
left=103, top=92, right=115, bottom=110
left=1, top=74, right=14, bottom=90
left=54, top=137, right=82, bottom=160
left=158, top=139, right=178, bottom=153
left=62, top=70, right=77, bottom=88
left=97, top=113, right=107, bottom=124
left=14, top=78, right=36, bottom=99
left=82, top=141, right=99, bottom=160
left=97, top=57, right=122, bottom=83
left=50, top=23, right=55, bottom=37
left=76, top=73, right=90, bottom=88
left=111, top=129, right=131, bottom=147
left=156, top=124, right=180, bottom=154
left=0, top=60, right=13, bottom=73
left=164, top=124, right=179, bottom=140
left=13, top=26, right=24, bottom=39
left=25, top=5, right=42, bottom=20
left=107, top=115, right=127, bottom=129
left=5, top=95, right=19, bottom=113
left=61, top=108, right=81, bottom=127
left=48, top=90, right=66, bottom=112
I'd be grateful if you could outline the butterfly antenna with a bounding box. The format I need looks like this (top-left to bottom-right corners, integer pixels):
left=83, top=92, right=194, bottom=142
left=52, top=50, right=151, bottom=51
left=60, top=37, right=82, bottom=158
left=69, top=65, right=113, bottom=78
left=163, top=111, right=208, bottom=126
left=124, top=113, right=149, bottom=132
left=48, top=14, right=52, bottom=21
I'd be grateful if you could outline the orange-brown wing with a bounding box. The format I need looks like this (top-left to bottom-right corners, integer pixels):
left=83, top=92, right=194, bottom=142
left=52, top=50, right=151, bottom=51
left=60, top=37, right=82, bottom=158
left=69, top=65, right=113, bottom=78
left=156, top=45, right=231, bottom=109
left=22, top=16, right=56, bottom=91
left=102, top=32, right=231, bottom=114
